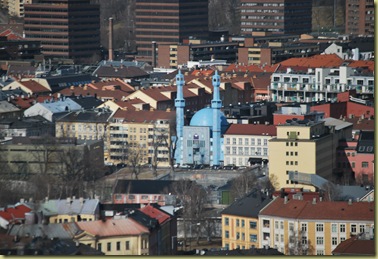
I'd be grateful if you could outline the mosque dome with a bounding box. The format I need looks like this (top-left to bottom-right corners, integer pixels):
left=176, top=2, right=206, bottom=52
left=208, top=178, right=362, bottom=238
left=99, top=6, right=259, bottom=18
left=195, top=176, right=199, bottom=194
left=190, top=107, right=229, bottom=134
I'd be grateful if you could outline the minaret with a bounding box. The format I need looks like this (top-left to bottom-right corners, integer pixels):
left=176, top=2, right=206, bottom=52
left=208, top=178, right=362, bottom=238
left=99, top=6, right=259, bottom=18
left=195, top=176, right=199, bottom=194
left=211, top=70, right=221, bottom=166
left=175, top=70, right=185, bottom=165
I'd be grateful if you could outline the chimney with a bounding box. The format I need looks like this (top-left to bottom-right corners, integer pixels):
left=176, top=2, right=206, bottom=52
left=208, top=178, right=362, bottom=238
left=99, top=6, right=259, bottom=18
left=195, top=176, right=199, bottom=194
left=348, top=199, right=352, bottom=205
left=151, top=41, right=157, bottom=67
left=284, top=196, right=288, bottom=204
left=312, top=197, right=316, bottom=204
left=108, top=17, right=114, bottom=61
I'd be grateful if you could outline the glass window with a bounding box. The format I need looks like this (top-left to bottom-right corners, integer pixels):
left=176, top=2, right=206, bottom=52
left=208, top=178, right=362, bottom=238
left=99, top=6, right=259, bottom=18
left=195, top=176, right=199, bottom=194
left=250, top=221, right=257, bottom=229
left=236, top=219, right=240, bottom=227
left=241, top=220, right=245, bottom=227
left=362, top=162, right=369, bottom=168
left=107, top=242, right=111, bottom=251
left=275, top=234, right=279, bottom=242
left=242, top=233, right=245, bottom=241
left=275, top=221, right=279, bottom=229
left=225, top=217, right=229, bottom=226
left=238, top=138, right=242, bottom=145
left=236, top=232, right=240, bottom=240
left=116, top=241, right=120, bottom=251
left=331, top=224, right=337, bottom=233
left=316, top=237, right=323, bottom=245
left=126, top=241, right=130, bottom=250
left=351, top=224, right=357, bottom=233
left=316, top=223, right=324, bottom=232
left=97, top=243, right=102, bottom=251
left=340, top=224, right=346, bottom=233
left=245, top=138, right=249, bottom=145
left=360, top=225, right=365, bottom=233
left=250, top=234, right=257, bottom=242
left=332, top=237, right=338, bottom=246
left=316, top=250, right=324, bottom=255
left=225, top=230, right=229, bottom=238
left=301, top=223, right=307, bottom=232
left=280, top=221, right=284, bottom=229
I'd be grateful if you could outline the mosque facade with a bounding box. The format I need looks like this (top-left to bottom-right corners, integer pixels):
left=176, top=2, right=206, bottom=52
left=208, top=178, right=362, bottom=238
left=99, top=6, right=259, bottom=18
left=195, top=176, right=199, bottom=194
left=174, top=71, right=229, bottom=166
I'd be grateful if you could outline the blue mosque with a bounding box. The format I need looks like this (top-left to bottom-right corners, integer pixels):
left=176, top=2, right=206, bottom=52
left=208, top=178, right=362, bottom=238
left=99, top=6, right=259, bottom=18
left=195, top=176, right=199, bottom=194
left=174, top=70, right=229, bottom=166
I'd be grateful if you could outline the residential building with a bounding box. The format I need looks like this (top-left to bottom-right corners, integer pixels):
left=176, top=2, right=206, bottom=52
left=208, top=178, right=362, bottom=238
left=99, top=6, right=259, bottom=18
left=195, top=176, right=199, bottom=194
left=258, top=196, right=375, bottom=255
left=222, top=102, right=277, bottom=124
left=135, top=0, right=209, bottom=64
left=112, top=180, right=177, bottom=206
left=8, top=0, right=32, bottom=17
left=158, top=40, right=238, bottom=68
left=0, top=137, right=104, bottom=176
left=269, top=55, right=374, bottom=102
left=0, top=31, right=41, bottom=60
left=221, top=190, right=272, bottom=250
left=2, top=80, right=51, bottom=96
left=223, top=124, right=276, bottom=167
left=0, top=203, right=32, bottom=229
left=268, top=120, right=338, bottom=191
left=24, top=0, right=100, bottom=63
left=332, top=233, right=375, bottom=255
left=38, top=197, right=100, bottom=224
left=23, top=98, right=82, bottom=122
left=108, top=109, right=174, bottom=167
left=239, top=0, right=312, bottom=35
left=74, top=218, right=150, bottom=255
left=345, top=0, right=374, bottom=36
left=0, top=100, right=22, bottom=119
left=273, top=104, right=325, bottom=126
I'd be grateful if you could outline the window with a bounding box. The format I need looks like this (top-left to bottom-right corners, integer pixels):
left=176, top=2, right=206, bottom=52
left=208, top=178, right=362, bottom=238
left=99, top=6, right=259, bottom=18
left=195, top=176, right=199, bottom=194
left=257, top=139, right=261, bottom=145
left=316, top=237, right=324, bottom=245
left=251, top=138, right=255, bottom=145
left=360, top=225, right=365, bottom=233
left=331, top=224, right=337, bottom=233
left=340, top=237, right=345, bottom=242
left=316, top=250, right=324, bottom=255
left=241, top=220, right=245, bottom=227
left=107, top=242, right=111, bottom=251
left=332, top=237, right=338, bottom=246
left=280, top=221, right=284, bottom=229
left=245, top=138, right=249, bottom=145
left=351, top=162, right=355, bottom=168
left=232, top=138, right=236, bottom=145
left=226, top=138, right=230, bottom=144
left=316, top=224, right=324, bottom=232
left=225, top=243, right=229, bottom=250
left=225, top=217, right=229, bottom=226
left=250, top=221, right=257, bottom=229
left=286, top=151, right=289, bottom=156
left=250, top=234, right=257, bottom=242
left=280, top=234, right=284, bottom=243
left=236, top=219, right=240, bottom=227
left=116, top=241, right=120, bottom=251
left=275, top=234, right=279, bottom=242
left=362, top=162, right=369, bottom=168
left=289, top=222, right=294, bottom=231
left=351, top=224, right=357, bottom=233
left=301, top=223, right=307, bottom=232
left=340, top=224, right=346, bottom=233
left=125, top=241, right=130, bottom=250
left=242, top=233, right=245, bottom=241
left=275, top=221, right=279, bottom=229
left=264, top=139, right=267, bottom=145
left=225, top=230, right=229, bottom=238
left=302, top=236, right=307, bottom=245
left=97, top=243, right=102, bottom=251
left=236, top=232, right=240, bottom=240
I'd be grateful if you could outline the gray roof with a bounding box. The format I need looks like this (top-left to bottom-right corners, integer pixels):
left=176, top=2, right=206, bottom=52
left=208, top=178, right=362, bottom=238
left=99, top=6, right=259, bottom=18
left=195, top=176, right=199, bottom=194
left=337, top=185, right=373, bottom=201
left=38, top=98, right=82, bottom=113
left=323, top=117, right=353, bottom=131
left=0, top=100, right=20, bottom=113
left=7, top=222, right=80, bottom=239
left=57, top=110, right=112, bottom=123
left=221, top=189, right=272, bottom=218
left=39, top=198, right=99, bottom=216
left=68, top=96, right=104, bottom=110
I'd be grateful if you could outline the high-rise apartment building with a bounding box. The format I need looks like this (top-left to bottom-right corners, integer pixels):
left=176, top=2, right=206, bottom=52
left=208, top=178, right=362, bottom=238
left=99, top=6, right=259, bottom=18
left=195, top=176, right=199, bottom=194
left=24, top=0, right=100, bottom=63
left=345, top=0, right=374, bottom=35
left=240, top=0, right=312, bottom=35
left=135, top=0, right=209, bottom=64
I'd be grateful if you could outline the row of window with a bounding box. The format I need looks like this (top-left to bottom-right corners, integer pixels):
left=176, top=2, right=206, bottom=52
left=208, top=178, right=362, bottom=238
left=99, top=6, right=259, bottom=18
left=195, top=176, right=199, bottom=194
left=225, top=147, right=268, bottom=156
left=224, top=218, right=257, bottom=229
left=225, top=137, right=269, bottom=146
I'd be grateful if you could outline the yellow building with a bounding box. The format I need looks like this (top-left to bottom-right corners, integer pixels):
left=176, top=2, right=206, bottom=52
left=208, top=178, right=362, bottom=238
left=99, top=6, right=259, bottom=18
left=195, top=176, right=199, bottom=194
left=8, top=0, right=32, bottom=17
left=268, top=120, right=338, bottom=191
left=258, top=196, right=375, bottom=255
left=39, top=197, right=100, bottom=224
left=221, top=190, right=272, bottom=250
left=75, top=218, right=150, bottom=255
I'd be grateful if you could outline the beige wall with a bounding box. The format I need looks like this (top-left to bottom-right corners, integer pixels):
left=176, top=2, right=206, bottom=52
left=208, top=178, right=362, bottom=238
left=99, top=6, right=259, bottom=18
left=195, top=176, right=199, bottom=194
left=269, top=123, right=335, bottom=191
left=259, top=215, right=374, bottom=255
left=76, top=233, right=149, bottom=255
left=49, top=214, right=96, bottom=224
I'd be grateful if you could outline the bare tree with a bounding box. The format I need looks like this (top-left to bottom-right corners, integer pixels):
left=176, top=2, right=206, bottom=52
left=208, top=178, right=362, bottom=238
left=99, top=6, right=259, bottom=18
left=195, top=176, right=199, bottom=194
left=150, top=121, right=171, bottom=177
left=285, top=228, right=315, bottom=255
left=230, top=170, right=258, bottom=200
left=320, top=182, right=341, bottom=201
left=128, top=143, right=144, bottom=180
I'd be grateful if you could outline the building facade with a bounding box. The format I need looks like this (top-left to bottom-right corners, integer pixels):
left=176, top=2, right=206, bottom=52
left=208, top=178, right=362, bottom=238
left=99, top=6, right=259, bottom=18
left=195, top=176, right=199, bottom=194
left=345, top=0, right=374, bottom=36
left=8, top=0, right=32, bottom=17
left=135, top=0, right=209, bottom=64
left=240, top=0, right=312, bottom=35
left=258, top=197, right=375, bottom=255
left=268, top=120, right=338, bottom=191
left=24, top=0, right=100, bottom=62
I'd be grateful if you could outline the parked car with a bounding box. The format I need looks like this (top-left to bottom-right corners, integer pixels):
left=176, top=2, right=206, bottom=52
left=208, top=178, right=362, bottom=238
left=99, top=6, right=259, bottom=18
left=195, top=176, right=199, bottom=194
left=193, top=164, right=204, bottom=169
left=179, top=164, right=192, bottom=169
left=223, top=164, right=237, bottom=170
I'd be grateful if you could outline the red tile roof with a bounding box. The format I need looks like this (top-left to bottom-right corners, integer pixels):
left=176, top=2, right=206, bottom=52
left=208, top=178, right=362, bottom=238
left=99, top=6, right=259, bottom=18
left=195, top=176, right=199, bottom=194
left=225, top=124, right=277, bottom=136
left=250, top=74, right=272, bottom=90
left=88, top=78, right=135, bottom=92
left=57, top=85, right=129, bottom=101
left=225, top=64, right=279, bottom=73
left=191, top=69, right=215, bottom=77
left=260, top=197, right=374, bottom=221
left=0, top=29, right=23, bottom=40
left=20, top=80, right=50, bottom=93
left=76, top=218, right=149, bottom=237
left=347, top=60, right=374, bottom=72
left=278, top=54, right=344, bottom=68
left=332, top=235, right=375, bottom=255
left=112, top=109, right=175, bottom=123
left=139, top=205, right=170, bottom=224
left=114, top=98, right=147, bottom=110
left=0, top=204, right=32, bottom=223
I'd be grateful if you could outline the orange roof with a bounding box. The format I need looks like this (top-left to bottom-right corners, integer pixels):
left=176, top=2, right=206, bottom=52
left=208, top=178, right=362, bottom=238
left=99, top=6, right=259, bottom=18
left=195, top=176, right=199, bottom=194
left=225, top=64, right=279, bottom=73
left=76, top=218, right=149, bottom=237
left=278, top=54, right=344, bottom=68
left=114, top=98, right=147, bottom=110
left=347, top=60, right=374, bottom=72
left=112, top=109, right=175, bottom=123
left=260, top=197, right=374, bottom=221
left=0, top=29, right=23, bottom=40
left=21, top=80, right=50, bottom=93
left=88, top=78, right=135, bottom=92
left=191, top=69, right=215, bottom=77
left=225, top=124, right=277, bottom=136
left=250, top=73, right=272, bottom=90
left=0, top=204, right=32, bottom=222
left=57, top=85, right=129, bottom=101
left=139, top=205, right=170, bottom=224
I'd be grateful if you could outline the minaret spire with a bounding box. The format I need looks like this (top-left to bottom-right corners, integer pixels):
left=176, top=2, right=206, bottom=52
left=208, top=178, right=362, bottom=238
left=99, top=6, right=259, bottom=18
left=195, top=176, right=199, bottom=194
left=175, top=70, right=185, bottom=165
left=211, top=70, right=221, bottom=166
